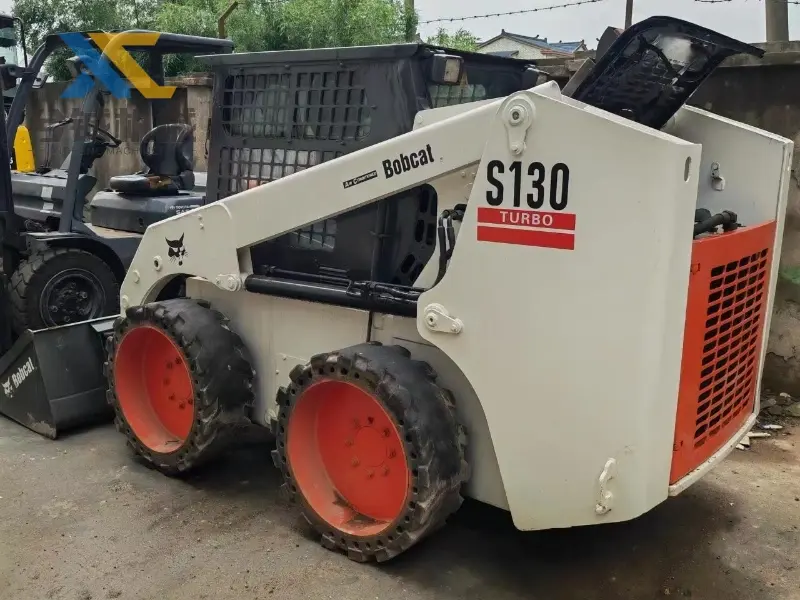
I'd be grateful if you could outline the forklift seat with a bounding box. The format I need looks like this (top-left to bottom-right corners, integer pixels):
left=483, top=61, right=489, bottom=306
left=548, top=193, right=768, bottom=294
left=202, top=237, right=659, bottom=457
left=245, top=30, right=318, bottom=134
left=108, top=123, right=195, bottom=195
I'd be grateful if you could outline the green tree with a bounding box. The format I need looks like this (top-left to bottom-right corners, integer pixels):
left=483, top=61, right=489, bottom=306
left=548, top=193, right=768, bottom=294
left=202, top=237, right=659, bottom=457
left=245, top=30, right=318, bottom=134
left=13, top=0, right=419, bottom=78
left=13, top=0, right=159, bottom=79
left=14, top=0, right=160, bottom=50
left=154, top=0, right=412, bottom=51
left=281, top=0, right=411, bottom=49
left=426, top=27, right=480, bottom=52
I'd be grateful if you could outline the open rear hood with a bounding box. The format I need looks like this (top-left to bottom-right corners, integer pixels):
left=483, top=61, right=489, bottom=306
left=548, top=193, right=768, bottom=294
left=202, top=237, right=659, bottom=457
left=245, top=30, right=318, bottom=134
left=570, top=16, right=764, bottom=129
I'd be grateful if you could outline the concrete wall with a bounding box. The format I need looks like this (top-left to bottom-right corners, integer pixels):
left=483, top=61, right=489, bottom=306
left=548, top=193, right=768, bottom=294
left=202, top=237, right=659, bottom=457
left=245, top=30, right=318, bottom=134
left=24, top=76, right=213, bottom=200
left=537, top=42, right=800, bottom=395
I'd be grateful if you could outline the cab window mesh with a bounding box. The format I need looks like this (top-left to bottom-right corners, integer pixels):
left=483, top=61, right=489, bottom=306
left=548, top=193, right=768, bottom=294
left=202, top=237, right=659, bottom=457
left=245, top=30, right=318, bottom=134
left=222, top=70, right=371, bottom=141
left=428, top=84, right=487, bottom=107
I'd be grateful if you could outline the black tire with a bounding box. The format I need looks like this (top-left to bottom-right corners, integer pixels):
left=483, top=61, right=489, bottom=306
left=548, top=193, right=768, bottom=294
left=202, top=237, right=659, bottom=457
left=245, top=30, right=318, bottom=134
left=105, top=298, right=255, bottom=475
left=273, top=342, right=469, bottom=562
left=8, top=248, right=119, bottom=333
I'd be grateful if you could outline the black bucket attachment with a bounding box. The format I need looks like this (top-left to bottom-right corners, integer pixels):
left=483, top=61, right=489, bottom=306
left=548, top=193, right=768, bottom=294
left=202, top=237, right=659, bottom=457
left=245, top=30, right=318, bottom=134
left=0, top=316, right=115, bottom=438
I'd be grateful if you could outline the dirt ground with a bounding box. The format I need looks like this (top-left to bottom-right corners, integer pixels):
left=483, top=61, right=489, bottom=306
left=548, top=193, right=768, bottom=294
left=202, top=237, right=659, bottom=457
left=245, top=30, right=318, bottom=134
left=0, top=418, right=798, bottom=600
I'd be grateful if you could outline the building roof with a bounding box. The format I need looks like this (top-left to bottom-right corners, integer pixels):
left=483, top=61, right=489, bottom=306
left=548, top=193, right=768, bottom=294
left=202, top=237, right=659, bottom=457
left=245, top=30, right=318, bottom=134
left=485, top=50, right=519, bottom=58
left=478, top=30, right=586, bottom=56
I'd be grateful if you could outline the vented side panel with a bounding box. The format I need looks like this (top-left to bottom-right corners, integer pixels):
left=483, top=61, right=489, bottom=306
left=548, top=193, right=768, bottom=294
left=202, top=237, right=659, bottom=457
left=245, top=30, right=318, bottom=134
left=670, top=221, right=776, bottom=484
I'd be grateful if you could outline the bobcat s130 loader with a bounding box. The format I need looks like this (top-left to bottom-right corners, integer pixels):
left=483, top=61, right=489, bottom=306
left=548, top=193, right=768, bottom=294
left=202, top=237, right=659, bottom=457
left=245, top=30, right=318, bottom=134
left=83, top=17, right=800, bottom=562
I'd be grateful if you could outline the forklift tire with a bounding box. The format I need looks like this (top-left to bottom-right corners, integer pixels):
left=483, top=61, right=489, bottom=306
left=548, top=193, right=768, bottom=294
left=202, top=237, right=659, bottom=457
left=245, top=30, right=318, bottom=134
left=8, top=248, right=119, bottom=333
left=106, top=299, right=255, bottom=475
left=273, top=343, right=469, bottom=562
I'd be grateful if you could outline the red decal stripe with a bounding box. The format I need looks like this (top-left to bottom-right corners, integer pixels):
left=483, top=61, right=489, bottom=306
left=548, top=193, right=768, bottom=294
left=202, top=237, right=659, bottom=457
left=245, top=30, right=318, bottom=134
left=477, top=207, right=576, bottom=231
left=477, top=225, right=575, bottom=250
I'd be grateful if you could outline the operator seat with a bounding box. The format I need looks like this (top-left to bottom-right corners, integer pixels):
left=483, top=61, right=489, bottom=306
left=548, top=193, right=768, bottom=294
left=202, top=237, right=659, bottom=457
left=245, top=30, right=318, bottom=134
left=108, top=123, right=195, bottom=195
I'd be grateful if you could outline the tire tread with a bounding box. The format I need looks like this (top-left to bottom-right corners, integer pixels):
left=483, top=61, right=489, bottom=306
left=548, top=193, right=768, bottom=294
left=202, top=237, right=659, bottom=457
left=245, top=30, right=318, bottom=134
left=105, top=298, right=255, bottom=475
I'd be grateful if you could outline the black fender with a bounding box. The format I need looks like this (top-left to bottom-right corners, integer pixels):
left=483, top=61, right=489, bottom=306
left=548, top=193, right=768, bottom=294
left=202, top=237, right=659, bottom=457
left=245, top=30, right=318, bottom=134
left=24, top=232, right=129, bottom=283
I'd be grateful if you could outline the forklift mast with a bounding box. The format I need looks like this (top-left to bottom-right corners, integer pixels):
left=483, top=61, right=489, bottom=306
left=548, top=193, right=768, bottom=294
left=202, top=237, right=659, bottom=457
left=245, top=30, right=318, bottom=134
left=0, top=81, right=14, bottom=354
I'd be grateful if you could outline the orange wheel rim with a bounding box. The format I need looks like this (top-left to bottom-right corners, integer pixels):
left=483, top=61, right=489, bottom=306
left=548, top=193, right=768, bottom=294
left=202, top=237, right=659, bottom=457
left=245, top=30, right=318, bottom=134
left=113, top=326, right=194, bottom=454
left=286, top=380, right=410, bottom=537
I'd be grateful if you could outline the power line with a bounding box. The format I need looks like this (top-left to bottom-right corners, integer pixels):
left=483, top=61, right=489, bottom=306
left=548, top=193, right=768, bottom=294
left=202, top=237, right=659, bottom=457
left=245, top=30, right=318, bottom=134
left=694, top=0, right=800, bottom=4
left=420, top=0, right=607, bottom=25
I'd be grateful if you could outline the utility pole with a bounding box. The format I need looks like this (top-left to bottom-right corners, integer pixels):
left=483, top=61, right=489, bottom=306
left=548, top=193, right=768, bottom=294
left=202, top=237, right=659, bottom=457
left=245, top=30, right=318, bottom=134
left=624, top=0, right=633, bottom=29
left=218, top=0, right=239, bottom=39
left=405, top=0, right=416, bottom=42
left=765, top=0, right=789, bottom=42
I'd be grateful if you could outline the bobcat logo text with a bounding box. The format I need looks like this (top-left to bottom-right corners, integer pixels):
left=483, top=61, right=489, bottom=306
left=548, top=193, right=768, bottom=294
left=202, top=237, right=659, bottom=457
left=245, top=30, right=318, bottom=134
left=1, top=357, right=36, bottom=398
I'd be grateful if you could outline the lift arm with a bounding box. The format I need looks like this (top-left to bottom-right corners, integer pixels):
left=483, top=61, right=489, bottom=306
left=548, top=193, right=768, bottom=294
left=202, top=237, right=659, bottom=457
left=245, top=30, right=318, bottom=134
left=118, top=85, right=515, bottom=309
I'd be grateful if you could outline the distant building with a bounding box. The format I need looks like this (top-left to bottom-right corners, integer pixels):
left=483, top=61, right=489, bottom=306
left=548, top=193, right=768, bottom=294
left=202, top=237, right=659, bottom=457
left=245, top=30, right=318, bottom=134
left=477, top=30, right=587, bottom=60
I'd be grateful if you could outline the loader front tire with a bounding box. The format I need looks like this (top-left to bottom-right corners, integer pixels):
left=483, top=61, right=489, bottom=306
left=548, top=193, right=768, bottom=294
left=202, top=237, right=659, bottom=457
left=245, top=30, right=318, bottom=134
left=106, top=299, right=255, bottom=475
left=273, top=343, right=468, bottom=562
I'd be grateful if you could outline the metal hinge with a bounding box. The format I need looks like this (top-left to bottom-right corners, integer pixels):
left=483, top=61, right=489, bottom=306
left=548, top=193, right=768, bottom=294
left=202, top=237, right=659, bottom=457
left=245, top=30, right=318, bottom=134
left=595, top=458, right=617, bottom=515
left=423, top=303, right=463, bottom=334
left=711, top=162, right=726, bottom=191
left=503, top=95, right=536, bottom=156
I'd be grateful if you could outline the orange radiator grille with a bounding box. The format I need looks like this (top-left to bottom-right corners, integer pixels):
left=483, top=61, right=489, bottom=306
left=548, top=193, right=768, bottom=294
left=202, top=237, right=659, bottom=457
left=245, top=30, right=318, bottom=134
left=670, top=221, right=776, bottom=484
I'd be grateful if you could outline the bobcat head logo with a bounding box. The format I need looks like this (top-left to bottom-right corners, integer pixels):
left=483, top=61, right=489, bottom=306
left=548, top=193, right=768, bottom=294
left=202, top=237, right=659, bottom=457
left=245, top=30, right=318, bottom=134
left=166, top=234, right=187, bottom=266
left=1, top=378, right=12, bottom=398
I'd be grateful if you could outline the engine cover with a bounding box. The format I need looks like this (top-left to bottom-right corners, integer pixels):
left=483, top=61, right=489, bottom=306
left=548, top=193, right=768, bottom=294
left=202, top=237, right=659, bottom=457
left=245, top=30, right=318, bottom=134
left=11, top=170, right=96, bottom=224
left=89, top=190, right=205, bottom=234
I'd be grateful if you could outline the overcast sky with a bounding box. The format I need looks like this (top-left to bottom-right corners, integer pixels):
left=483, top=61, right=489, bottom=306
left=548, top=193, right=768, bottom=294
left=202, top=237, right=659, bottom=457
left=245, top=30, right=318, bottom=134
left=416, top=0, right=800, bottom=46
left=1, top=0, right=797, bottom=47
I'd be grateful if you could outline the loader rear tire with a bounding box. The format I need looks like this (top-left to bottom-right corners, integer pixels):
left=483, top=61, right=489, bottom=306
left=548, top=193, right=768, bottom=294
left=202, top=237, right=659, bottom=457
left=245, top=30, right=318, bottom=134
left=106, top=299, right=255, bottom=475
left=273, top=343, right=468, bottom=562
left=8, top=248, right=119, bottom=333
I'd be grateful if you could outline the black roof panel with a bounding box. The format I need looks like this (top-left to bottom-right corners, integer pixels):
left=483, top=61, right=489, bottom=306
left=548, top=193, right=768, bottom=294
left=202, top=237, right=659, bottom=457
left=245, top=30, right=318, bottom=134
left=198, top=42, right=538, bottom=67
left=43, top=30, right=233, bottom=55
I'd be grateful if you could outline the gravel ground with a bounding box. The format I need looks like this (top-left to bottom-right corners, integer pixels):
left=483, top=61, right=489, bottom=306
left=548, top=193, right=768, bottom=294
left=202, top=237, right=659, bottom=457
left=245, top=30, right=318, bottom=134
left=0, top=417, right=798, bottom=600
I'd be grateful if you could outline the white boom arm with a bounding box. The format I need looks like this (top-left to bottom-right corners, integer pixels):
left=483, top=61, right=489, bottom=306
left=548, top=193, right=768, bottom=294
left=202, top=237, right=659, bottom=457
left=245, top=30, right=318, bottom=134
left=119, top=87, right=506, bottom=309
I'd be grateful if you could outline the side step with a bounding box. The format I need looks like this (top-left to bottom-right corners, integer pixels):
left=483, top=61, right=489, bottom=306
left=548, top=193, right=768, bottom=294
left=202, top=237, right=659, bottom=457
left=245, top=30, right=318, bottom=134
left=0, top=316, right=115, bottom=439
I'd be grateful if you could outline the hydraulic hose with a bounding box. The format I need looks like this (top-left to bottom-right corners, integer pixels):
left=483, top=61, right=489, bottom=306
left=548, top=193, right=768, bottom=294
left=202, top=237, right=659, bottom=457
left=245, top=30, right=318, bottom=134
left=693, top=210, right=739, bottom=237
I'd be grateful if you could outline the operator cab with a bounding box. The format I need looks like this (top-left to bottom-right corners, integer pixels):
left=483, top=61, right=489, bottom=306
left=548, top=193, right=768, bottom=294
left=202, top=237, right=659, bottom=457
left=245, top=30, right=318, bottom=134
left=9, top=55, right=124, bottom=229
left=90, top=122, right=205, bottom=233
left=201, top=44, right=546, bottom=288
left=8, top=51, right=205, bottom=235
left=3, top=33, right=221, bottom=237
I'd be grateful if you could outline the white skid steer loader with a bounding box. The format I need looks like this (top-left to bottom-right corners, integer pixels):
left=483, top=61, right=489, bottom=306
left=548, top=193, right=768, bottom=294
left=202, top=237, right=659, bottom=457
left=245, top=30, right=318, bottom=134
left=104, top=17, right=793, bottom=562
